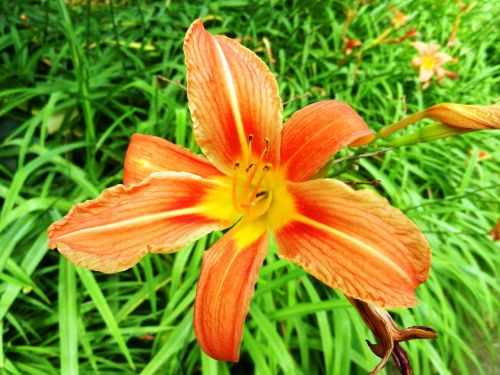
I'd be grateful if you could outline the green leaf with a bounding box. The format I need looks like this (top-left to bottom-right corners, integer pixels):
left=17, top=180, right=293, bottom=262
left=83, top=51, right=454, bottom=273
left=58, top=258, right=79, bottom=375
left=77, top=269, right=135, bottom=370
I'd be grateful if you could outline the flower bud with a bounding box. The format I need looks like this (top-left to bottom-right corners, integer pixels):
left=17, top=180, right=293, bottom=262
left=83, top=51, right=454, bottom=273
left=379, top=103, right=500, bottom=139
left=424, top=103, right=500, bottom=130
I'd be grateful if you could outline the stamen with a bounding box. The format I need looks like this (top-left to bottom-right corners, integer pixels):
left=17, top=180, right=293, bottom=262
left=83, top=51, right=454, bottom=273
left=264, top=137, right=270, bottom=153
left=232, top=137, right=273, bottom=218
left=256, top=191, right=267, bottom=198
left=247, top=134, right=254, bottom=166
left=241, top=164, right=255, bottom=204
left=245, top=163, right=255, bottom=173
left=247, top=163, right=272, bottom=204
left=247, top=137, right=270, bottom=186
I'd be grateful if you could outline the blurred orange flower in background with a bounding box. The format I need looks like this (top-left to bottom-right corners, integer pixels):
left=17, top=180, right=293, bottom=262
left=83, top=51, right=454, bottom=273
left=410, top=42, right=457, bottom=88
left=391, top=10, right=410, bottom=29
left=344, top=38, right=362, bottom=55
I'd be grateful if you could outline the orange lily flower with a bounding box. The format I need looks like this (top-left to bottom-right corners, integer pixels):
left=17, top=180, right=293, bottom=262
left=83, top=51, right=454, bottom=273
left=48, top=19, right=431, bottom=362
left=410, top=41, right=457, bottom=87
left=390, top=10, right=410, bottom=29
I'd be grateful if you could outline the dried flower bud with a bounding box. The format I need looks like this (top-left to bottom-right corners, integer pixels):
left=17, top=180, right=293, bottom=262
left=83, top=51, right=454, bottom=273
left=348, top=297, right=437, bottom=375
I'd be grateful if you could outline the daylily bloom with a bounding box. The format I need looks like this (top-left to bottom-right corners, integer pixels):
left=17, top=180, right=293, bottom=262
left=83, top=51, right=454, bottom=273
left=410, top=42, right=457, bottom=87
left=390, top=10, right=410, bottom=29
left=48, top=19, right=432, bottom=362
left=349, top=297, right=437, bottom=374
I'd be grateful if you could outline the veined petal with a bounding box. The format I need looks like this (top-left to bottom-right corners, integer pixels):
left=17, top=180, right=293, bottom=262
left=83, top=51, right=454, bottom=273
left=184, top=19, right=282, bottom=174
left=427, top=43, right=440, bottom=55
left=273, top=179, right=431, bottom=308
left=48, top=172, right=238, bottom=273
left=411, top=56, right=422, bottom=67
left=434, top=51, right=453, bottom=64
left=410, top=41, right=430, bottom=55
left=435, top=67, right=447, bottom=80
left=280, top=101, right=374, bottom=182
left=194, top=219, right=268, bottom=362
left=123, top=133, right=222, bottom=185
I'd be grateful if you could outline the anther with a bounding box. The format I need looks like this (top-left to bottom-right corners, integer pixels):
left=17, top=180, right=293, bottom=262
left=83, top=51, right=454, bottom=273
left=247, top=134, right=254, bottom=165
left=256, top=191, right=267, bottom=198
left=263, top=163, right=272, bottom=172
left=245, top=163, right=255, bottom=173
left=263, top=138, right=270, bottom=153
left=234, top=162, right=240, bottom=170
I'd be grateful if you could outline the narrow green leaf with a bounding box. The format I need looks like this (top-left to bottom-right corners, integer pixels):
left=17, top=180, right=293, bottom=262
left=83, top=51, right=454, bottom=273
left=77, top=268, right=135, bottom=370
left=140, top=310, right=193, bottom=375
left=250, top=306, right=300, bottom=375
left=58, top=258, right=79, bottom=375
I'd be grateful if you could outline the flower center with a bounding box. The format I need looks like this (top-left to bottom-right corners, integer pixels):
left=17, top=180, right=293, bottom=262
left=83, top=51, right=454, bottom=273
left=232, top=135, right=273, bottom=220
left=422, top=56, right=436, bottom=70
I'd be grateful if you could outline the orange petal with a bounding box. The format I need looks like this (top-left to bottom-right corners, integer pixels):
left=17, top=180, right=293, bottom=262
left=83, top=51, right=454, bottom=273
left=280, top=101, right=374, bottom=182
left=412, top=56, right=422, bottom=67
left=194, top=220, right=268, bottom=361
left=123, top=133, right=222, bottom=185
left=48, top=172, right=237, bottom=273
left=434, top=51, right=453, bottom=65
left=435, top=66, right=447, bottom=80
left=427, top=43, right=440, bottom=55
left=410, top=41, right=429, bottom=55
left=184, top=19, right=282, bottom=174
left=274, top=179, right=431, bottom=308
left=419, top=67, right=434, bottom=83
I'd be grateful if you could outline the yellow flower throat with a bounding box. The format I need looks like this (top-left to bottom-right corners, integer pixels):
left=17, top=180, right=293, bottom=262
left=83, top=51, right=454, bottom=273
left=201, top=135, right=295, bottom=233
left=422, top=56, right=436, bottom=70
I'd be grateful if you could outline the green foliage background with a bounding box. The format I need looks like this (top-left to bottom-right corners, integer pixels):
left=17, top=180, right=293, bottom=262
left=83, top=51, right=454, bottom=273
left=0, top=0, right=498, bottom=374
